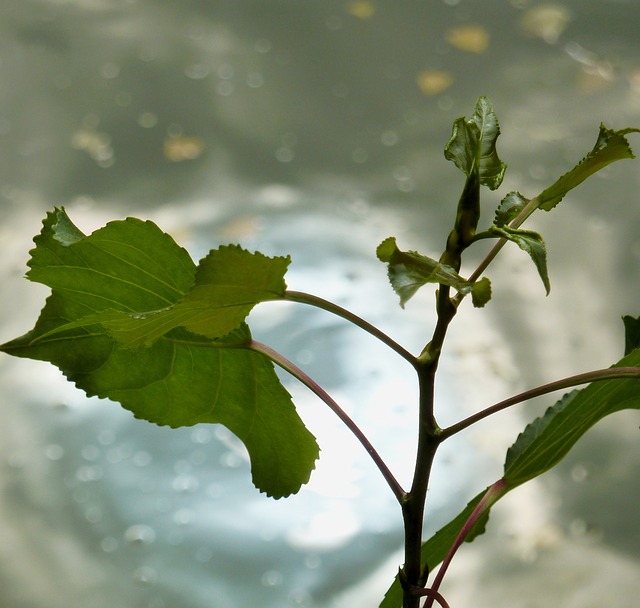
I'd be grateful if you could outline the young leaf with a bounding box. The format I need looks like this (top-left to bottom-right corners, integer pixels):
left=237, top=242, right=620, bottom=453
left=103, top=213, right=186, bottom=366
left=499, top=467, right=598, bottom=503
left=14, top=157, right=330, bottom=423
left=623, top=315, right=640, bottom=356
left=0, top=208, right=319, bottom=498
left=504, top=347, right=640, bottom=487
left=487, top=225, right=550, bottom=294
left=494, top=191, right=528, bottom=227
left=444, top=96, right=507, bottom=190
left=376, top=237, right=491, bottom=308
left=537, top=125, right=640, bottom=211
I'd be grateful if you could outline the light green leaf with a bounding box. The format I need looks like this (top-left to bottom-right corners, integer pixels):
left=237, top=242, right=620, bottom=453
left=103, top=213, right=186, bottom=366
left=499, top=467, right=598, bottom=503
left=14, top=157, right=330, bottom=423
left=488, top=225, right=550, bottom=294
left=0, top=208, right=318, bottom=498
left=538, top=125, right=640, bottom=211
left=376, top=237, right=491, bottom=308
left=444, top=96, right=507, bottom=190
left=494, top=191, right=528, bottom=227
left=73, top=245, right=290, bottom=348
left=470, top=277, right=492, bottom=308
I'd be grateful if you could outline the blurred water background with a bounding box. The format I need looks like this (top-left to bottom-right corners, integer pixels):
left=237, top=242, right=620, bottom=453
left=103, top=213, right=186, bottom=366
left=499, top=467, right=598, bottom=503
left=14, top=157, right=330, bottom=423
left=1, top=1, right=640, bottom=607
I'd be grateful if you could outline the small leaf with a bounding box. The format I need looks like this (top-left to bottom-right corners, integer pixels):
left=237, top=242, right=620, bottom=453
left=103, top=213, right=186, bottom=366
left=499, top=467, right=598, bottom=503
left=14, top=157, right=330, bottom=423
left=538, top=125, right=640, bottom=211
left=489, top=226, right=550, bottom=294
left=444, top=96, right=507, bottom=190
left=622, top=315, right=640, bottom=356
left=470, top=277, right=492, bottom=308
left=504, top=348, right=640, bottom=487
left=377, top=237, right=491, bottom=307
left=0, top=208, right=319, bottom=498
left=495, top=191, right=528, bottom=227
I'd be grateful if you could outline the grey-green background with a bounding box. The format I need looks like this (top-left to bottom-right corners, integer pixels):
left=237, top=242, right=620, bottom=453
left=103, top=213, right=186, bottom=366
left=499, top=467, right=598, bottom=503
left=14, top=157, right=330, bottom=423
left=1, top=1, right=639, bottom=607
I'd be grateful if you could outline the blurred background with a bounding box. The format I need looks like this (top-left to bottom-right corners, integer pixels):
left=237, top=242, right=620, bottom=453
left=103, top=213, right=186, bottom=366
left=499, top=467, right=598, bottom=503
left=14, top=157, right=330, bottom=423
left=1, top=1, right=639, bottom=607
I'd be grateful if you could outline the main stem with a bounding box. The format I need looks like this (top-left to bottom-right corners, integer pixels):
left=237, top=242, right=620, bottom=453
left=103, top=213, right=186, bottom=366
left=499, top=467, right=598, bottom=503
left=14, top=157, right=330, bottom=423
left=400, top=284, right=457, bottom=607
left=400, top=179, right=473, bottom=605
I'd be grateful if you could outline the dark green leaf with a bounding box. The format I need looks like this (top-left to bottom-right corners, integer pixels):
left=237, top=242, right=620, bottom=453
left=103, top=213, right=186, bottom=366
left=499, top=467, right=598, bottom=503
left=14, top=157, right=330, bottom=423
left=444, top=96, right=507, bottom=190
left=504, top=348, right=640, bottom=487
left=538, top=125, right=639, bottom=211
left=0, top=208, right=319, bottom=498
left=623, top=315, right=640, bottom=356
left=376, top=237, right=491, bottom=308
left=495, top=191, right=528, bottom=227
left=488, top=226, right=550, bottom=294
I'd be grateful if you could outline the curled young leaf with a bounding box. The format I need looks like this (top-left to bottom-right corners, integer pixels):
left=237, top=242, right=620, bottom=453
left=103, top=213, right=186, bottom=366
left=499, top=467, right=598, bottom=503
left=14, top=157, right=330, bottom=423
left=494, top=191, right=529, bottom=227
left=444, top=96, right=507, bottom=190
left=488, top=225, right=550, bottom=294
left=377, top=237, right=491, bottom=308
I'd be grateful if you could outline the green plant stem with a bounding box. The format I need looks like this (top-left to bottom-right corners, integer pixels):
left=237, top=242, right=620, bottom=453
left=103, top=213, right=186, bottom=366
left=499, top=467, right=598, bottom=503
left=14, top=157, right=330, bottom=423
left=441, top=366, right=640, bottom=439
left=400, top=284, right=457, bottom=607
left=248, top=339, right=406, bottom=502
left=283, top=290, right=419, bottom=368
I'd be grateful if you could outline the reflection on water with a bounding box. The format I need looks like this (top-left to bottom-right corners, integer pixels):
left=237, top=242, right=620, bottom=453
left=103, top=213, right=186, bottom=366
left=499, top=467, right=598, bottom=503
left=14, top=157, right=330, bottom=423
left=1, top=1, right=640, bottom=607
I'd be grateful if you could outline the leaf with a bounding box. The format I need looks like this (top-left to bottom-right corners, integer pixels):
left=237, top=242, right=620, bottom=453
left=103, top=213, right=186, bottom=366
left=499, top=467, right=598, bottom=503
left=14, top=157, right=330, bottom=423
left=504, top=348, right=640, bottom=487
left=494, top=191, right=528, bottom=227
left=52, top=245, right=291, bottom=348
left=0, top=208, right=319, bottom=498
left=470, top=277, right=492, bottom=308
left=623, top=315, right=640, bottom=356
left=538, top=125, right=640, bottom=211
left=444, top=96, right=507, bottom=190
left=376, top=237, right=491, bottom=308
left=488, top=225, right=550, bottom=294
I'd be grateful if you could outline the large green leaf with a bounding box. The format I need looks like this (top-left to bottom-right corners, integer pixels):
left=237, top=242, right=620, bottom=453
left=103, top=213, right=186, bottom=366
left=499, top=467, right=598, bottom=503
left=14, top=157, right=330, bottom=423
left=504, top=348, right=640, bottom=486
left=538, top=125, right=639, bottom=211
left=444, top=96, right=507, bottom=190
left=377, top=236, right=491, bottom=308
left=0, top=208, right=319, bottom=498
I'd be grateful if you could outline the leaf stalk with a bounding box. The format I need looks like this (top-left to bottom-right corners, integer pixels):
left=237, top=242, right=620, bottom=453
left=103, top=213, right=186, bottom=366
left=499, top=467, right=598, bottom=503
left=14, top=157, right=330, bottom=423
left=248, top=339, right=406, bottom=502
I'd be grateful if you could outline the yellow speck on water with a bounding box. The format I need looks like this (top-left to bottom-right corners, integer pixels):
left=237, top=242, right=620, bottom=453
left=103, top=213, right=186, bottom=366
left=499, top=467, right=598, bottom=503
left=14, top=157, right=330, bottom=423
left=416, top=70, right=454, bottom=96
left=346, top=1, right=375, bottom=20
left=445, top=25, right=490, bottom=54
left=163, top=136, right=205, bottom=162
